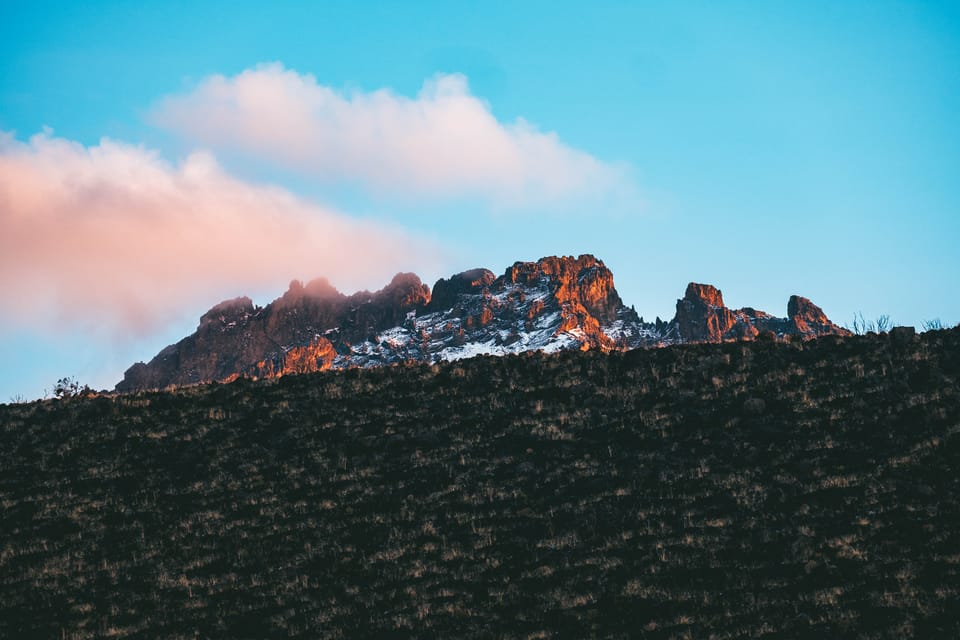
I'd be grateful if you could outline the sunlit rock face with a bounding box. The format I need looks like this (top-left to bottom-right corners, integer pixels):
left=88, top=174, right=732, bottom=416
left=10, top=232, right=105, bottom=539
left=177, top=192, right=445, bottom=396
left=502, top=255, right=625, bottom=351
left=673, top=283, right=850, bottom=344
left=251, top=336, right=338, bottom=379
left=788, top=295, right=849, bottom=337
left=675, top=283, right=739, bottom=343
left=116, top=255, right=849, bottom=391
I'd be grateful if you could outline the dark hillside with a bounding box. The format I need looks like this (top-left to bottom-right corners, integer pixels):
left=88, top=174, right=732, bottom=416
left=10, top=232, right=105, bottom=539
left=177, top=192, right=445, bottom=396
left=2, top=329, right=959, bottom=638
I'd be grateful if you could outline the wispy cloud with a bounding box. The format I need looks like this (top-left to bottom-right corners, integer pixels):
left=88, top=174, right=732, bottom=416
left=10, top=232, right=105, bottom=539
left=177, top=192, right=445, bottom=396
left=0, top=130, right=444, bottom=337
left=151, top=63, right=630, bottom=206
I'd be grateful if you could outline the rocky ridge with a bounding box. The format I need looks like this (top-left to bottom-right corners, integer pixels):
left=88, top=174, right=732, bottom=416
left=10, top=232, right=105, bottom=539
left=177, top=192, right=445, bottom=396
left=117, top=255, right=849, bottom=391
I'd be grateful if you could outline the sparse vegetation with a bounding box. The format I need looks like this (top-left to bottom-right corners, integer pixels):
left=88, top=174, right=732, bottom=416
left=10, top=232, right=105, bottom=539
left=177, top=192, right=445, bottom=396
left=922, top=318, right=944, bottom=332
left=52, top=376, right=92, bottom=399
left=1, top=328, right=958, bottom=638
left=850, top=312, right=893, bottom=335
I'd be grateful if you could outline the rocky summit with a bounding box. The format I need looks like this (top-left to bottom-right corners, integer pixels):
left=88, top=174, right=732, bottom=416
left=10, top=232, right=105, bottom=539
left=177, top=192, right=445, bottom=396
left=117, top=255, right=849, bottom=391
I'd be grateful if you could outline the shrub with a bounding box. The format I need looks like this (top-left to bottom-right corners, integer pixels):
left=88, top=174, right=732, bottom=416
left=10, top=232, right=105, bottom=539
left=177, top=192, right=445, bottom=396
left=850, top=312, right=893, bottom=335
left=53, top=376, right=92, bottom=399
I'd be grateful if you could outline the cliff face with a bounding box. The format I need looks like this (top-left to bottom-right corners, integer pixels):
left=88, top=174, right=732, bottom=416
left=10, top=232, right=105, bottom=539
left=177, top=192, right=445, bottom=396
left=675, top=284, right=740, bottom=342
left=505, top=255, right=622, bottom=323
left=502, top=255, right=625, bottom=350
left=674, top=283, right=851, bottom=343
left=117, top=255, right=849, bottom=391
left=788, top=295, right=846, bottom=336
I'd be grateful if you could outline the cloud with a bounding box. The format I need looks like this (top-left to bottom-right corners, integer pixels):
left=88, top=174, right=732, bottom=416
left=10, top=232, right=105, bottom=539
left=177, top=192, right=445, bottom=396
left=151, top=63, right=629, bottom=206
left=0, top=131, right=444, bottom=337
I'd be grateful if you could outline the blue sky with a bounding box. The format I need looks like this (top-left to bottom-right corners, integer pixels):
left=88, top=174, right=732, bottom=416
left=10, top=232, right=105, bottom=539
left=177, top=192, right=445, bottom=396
left=2, top=1, right=959, bottom=400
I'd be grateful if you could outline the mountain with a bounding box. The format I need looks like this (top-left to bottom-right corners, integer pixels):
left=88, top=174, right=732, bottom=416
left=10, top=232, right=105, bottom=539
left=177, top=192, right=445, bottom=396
left=116, top=254, right=849, bottom=391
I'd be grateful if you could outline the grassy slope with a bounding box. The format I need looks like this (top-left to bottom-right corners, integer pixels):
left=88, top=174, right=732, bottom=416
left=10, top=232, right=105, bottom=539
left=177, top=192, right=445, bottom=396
left=1, top=329, right=959, bottom=638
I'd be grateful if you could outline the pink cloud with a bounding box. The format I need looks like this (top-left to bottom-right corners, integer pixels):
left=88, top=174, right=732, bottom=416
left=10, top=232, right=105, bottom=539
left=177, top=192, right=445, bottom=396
left=151, top=63, right=630, bottom=206
left=0, top=131, right=445, bottom=337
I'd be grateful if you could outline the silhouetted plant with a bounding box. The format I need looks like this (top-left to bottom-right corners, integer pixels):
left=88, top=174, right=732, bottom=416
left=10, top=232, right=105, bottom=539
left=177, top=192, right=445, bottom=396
left=850, top=312, right=867, bottom=335
left=850, top=312, right=892, bottom=335
left=52, top=376, right=90, bottom=399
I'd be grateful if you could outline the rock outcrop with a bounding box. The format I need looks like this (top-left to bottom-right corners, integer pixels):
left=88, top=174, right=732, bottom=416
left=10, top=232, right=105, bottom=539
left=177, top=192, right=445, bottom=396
left=788, top=295, right=843, bottom=336
left=501, top=255, right=627, bottom=350
left=428, top=269, right=496, bottom=313
left=675, top=284, right=740, bottom=342
left=117, top=273, right=431, bottom=391
left=673, top=284, right=850, bottom=343
left=117, top=255, right=849, bottom=391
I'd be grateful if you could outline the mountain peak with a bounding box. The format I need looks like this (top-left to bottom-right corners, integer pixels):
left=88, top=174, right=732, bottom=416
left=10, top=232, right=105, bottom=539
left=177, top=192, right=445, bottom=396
left=788, top=295, right=825, bottom=323
left=788, top=295, right=849, bottom=336
left=116, top=255, right=850, bottom=391
left=379, top=272, right=431, bottom=309
left=503, top=254, right=604, bottom=282
left=280, top=278, right=342, bottom=306
left=675, top=283, right=736, bottom=342
left=684, top=283, right=725, bottom=308
left=198, top=296, right=254, bottom=330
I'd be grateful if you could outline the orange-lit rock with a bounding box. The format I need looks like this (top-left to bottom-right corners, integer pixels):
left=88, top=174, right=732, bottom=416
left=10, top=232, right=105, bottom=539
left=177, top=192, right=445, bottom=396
left=253, top=337, right=337, bottom=379
left=788, top=295, right=848, bottom=336
left=675, top=283, right=738, bottom=342
left=479, top=307, right=495, bottom=326
left=505, top=254, right=623, bottom=323
left=684, top=283, right=726, bottom=309
left=505, top=255, right=623, bottom=350
left=675, top=284, right=851, bottom=343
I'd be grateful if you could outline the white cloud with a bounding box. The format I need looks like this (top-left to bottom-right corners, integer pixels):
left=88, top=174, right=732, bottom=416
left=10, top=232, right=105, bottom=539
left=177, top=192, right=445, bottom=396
left=151, top=63, right=629, bottom=206
left=0, top=131, right=444, bottom=337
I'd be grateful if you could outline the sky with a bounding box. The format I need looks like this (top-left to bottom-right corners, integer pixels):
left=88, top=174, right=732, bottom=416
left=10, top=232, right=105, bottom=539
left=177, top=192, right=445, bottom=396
left=1, top=1, right=959, bottom=400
